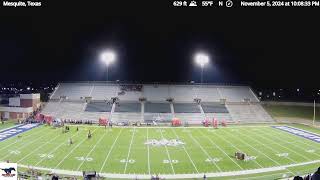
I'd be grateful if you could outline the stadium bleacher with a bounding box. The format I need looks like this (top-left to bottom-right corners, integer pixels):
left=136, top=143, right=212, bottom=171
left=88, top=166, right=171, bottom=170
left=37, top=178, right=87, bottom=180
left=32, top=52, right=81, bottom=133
left=114, top=102, right=141, bottom=112
left=173, top=103, right=201, bottom=113
left=42, top=82, right=274, bottom=124
left=201, top=102, right=229, bottom=113
left=85, top=102, right=113, bottom=112
left=145, top=102, right=171, bottom=113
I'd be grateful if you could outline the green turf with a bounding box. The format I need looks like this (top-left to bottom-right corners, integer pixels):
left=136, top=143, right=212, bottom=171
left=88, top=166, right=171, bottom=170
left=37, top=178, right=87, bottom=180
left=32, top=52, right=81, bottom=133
left=263, top=104, right=320, bottom=121
left=1, top=124, right=320, bottom=179
left=0, top=119, right=17, bottom=130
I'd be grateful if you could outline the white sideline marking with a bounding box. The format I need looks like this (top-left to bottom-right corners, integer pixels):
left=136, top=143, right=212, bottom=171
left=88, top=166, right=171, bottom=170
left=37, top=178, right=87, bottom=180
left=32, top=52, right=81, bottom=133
left=1, top=127, right=55, bottom=161
left=0, top=126, right=45, bottom=152
left=124, top=128, right=136, bottom=173
left=224, top=130, right=282, bottom=167
left=257, top=128, right=313, bottom=161
left=197, top=129, right=243, bottom=170
left=188, top=131, right=222, bottom=172
left=35, top=130, right=80, bottom=166
left=159, top=128, right=175, bottom=174
left=241, top=128, right=297, bottom=164
left=171, top=128, right=199, bottom=173
left=147, top=128, right=151, bottom=175
left=54, top=129, right=98, bottom=169
left=269, top=128, right=320, bottom=159
left=77, top=130, right=108, bottom=170
left=17, top=129, right=62, bottom=163
left=99, top=128, right=123, bottom=173
left=212, top=130, right=263, bottom=168
left=14, top=159, right=320, bottom=179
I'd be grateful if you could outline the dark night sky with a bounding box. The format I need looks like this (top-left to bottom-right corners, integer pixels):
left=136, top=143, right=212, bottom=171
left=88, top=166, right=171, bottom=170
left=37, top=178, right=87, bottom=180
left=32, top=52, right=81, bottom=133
left=0, top=1, right=319, bottom=87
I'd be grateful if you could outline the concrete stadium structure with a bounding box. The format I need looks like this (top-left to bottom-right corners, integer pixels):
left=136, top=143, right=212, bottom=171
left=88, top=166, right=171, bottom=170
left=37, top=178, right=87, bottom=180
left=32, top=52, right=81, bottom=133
left=42, top=82, right=274, bottom=124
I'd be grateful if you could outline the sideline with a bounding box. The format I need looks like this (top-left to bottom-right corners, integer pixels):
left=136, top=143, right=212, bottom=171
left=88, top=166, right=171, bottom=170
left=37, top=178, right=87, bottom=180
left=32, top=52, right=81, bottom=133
left=15, top=159, right=320, bottom=179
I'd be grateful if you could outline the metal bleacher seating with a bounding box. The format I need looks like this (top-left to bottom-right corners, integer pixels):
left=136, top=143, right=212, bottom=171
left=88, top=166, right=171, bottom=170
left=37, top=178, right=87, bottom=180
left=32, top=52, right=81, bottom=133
left=85, top=102, right=113, bottom=112
left=194, top=86, right=221, bottom=102
left=145, top=102, right=171, bottom=113
left=91, top=83, right=118, bottom=100
left=219, top=87, right=259, bottom=102
left=43, top=82, right=274, bottom=124
left=51, top=83, right=91, bottom=100
left=143, top=85, right=170, bottom=102
left=201, top=102, right=228, bottom=113
left=173, top=103, right=201, bottom=113
left=114, top=102, right=141, bottom=112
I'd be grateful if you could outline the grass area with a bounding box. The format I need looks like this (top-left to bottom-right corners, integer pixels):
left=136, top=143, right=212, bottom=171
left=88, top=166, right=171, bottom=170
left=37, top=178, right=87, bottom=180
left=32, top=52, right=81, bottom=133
left=1, top=124, right=320, bottom=179
left=0, top=119, right=17, bottom=130
left=263, top=104, right=320, bottom=120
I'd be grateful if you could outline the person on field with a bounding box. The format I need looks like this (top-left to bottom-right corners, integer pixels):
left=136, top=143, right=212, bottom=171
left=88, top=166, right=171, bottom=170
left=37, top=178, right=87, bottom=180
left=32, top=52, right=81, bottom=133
left=88, top=130, right=92, bottom=139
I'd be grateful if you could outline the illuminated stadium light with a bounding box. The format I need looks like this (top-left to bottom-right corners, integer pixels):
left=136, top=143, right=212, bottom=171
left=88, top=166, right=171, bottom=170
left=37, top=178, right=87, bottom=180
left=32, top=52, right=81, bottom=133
left=194, top=52, right=210, bottom=84
left=100, top=50, right=116, bottom=66
left=195, top=53, right=209, bottom=68
left=100, top=50, right=116, bottom=81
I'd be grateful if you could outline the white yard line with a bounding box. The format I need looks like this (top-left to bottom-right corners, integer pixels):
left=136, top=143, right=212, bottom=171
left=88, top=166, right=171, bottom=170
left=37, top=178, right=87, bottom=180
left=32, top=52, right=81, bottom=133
left=241, top=129, right=298, bottom=163
left=124, top=128, right=136, bottom=173
left=159, top=128, right=176, bottom=174
left=171, top=128, right=199, bottom=173
left=212, top=130, right=264, bottom=168
left=197, top=129, right=244, bottom=170
left=99, top=128, right=123, bottom=173
left=224, top=130, right=282, bottom=166
left=1, top=127, right=55, bottom=161
left=76, top=131, right=108, bottom=170
left=256, top=129, right=313, bottom=161
left=147, top=128, right=151, bottom=175
left=187, top=131, right=222, bottom=172
left=0, top=124, right=23, bottom=132
left=35, top=131, right=80, bottom=166
left=54, top=129, right=98, bottom=169
left=17, top=129, right=62, bottom=163
left=269, top=128, right=320, bottom=158
left=16, top=159, right=320, bottom=179
left=0, top=126, right=45, bottom=152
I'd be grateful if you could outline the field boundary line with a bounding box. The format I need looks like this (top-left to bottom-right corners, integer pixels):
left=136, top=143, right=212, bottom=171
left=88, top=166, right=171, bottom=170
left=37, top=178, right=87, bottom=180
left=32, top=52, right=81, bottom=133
left=188, top=131, right=222, bottom=172
left=54, top=129, right=98, bottom=169
left=147, top=128, right=151, bottom=175
left=268, top=128, right=320, bottom=158
left=123, top=128, right=136, bottom=173
left=99, top=128, right=123, bottom=173
left=197, top=129, right=244, bottom=170
left=241, top=128, right=298, bottom=163
left=212, top=130, right=263, bottom=168
left=1, top=127, right=56, bottom=161
left=224, top=129, right=282, bottom=166
left=35, top=130, right=80, bottom=166
left=77, top=130, right=108, bottom=170
left=14, top=159, right=320, bottom=179
left=171, top=128, right=199, bottom=173
left=256, top=128, right=313, bottom=161
left=0, top=125, right=46, bottom=152
left=159, top=128, right=176, bottom=174
left=17, top=128, right=63, bottom=163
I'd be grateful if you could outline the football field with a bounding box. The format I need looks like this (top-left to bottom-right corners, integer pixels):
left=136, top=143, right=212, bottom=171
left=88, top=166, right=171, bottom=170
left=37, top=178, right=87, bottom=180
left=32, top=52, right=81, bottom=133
left=1, top=124, right=320, bottom=179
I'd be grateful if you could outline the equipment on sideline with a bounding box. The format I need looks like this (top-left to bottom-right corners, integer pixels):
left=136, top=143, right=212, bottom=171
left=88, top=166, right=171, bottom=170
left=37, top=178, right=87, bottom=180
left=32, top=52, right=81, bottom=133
left=83, top=171, right=96, bottom=180
left=235, top=152, right=246, bottom=160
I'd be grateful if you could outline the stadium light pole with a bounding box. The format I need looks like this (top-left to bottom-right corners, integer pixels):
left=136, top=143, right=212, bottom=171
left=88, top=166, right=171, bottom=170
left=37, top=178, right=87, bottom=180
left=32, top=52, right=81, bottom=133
left=194, top=53, right=209, bottom=85
left=100, top=50, right=116, bottom=81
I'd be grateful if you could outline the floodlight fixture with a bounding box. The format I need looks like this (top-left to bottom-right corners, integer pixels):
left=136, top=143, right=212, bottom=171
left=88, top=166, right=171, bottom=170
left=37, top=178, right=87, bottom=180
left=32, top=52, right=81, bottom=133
left=100, top=50, right=116, bottom=66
